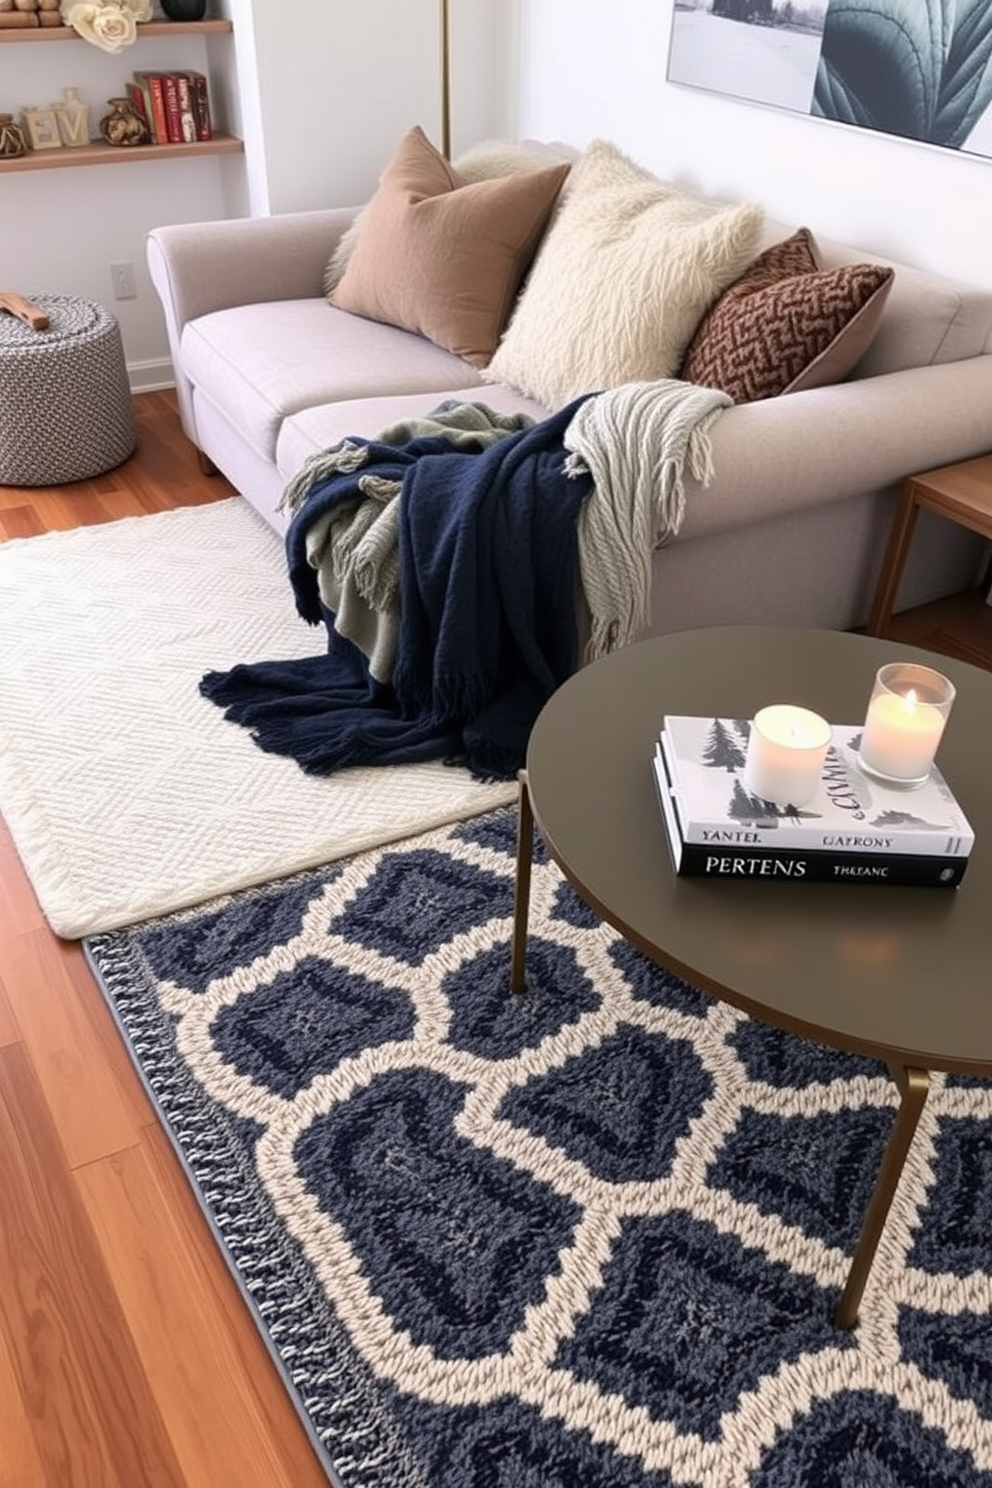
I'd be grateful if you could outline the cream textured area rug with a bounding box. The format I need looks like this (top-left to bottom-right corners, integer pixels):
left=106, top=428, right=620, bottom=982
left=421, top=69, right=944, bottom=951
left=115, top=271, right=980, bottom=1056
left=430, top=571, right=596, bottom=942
left=0, top=500, right=514, bottom=939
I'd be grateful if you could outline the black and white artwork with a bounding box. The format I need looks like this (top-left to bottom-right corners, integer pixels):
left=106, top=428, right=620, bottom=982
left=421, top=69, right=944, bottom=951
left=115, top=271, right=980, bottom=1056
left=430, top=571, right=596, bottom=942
left=667, top=0, right=992, bottom=160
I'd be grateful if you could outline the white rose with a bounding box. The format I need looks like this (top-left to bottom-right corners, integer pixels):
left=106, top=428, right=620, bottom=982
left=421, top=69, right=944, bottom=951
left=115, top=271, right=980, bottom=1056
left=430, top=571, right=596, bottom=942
left=61, top=1, right=137, bottom=51
left=119, top=0, right=151, bottom=20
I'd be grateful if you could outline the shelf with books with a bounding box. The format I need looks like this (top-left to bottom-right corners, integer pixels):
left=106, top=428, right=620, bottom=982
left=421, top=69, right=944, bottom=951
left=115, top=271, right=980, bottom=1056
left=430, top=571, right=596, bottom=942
left=129, top=67, right=212, bottom=145
left=0, top=18, right=237, bottom=171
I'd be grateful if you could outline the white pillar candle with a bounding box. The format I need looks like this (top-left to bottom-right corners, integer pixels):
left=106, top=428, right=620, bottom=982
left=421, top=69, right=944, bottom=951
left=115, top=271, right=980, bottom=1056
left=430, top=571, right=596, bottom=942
left=743, top=704, right=832, bottom=808
left=859, top=663, right=955, bottom=784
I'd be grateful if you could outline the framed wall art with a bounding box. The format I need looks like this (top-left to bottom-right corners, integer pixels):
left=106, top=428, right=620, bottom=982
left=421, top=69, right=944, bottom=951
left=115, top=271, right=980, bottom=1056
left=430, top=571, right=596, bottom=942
left=666, top=0, right=992, bottom=161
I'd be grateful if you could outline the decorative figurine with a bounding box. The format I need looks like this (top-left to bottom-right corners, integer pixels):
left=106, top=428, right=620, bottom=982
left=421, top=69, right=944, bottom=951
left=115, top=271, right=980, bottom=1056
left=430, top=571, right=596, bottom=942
left=99, top=96, right=151, bottom=147
left=0, top=113, right=27, bottom=158
left=55, top=86, right=91, bottom=148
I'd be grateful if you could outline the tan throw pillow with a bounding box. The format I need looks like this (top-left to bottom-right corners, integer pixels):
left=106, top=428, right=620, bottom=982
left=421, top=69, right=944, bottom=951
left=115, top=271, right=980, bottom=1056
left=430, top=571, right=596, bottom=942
left=680, top=228, right=895, bottom=402
left=329, top=126, right=569, bottom=367
left=323, top=138, right=570, bottom=297
left=482, top=139, right=764, bottom=408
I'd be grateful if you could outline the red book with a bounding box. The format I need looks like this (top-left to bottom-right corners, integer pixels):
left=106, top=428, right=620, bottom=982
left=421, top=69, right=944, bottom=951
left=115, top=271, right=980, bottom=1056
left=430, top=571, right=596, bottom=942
left=133, top=71, right=168, bottom=145
left=171, top=72, right=197, bottom=143
left=160, top=72, right=183, bottom=144
left=125, top=81, right=152, bottom=138
left=184, top=69, right=213, bottom=141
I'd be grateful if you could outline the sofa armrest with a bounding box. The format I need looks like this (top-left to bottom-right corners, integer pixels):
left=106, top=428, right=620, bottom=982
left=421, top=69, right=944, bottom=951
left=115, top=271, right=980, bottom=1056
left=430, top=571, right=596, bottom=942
left=678, top=354, right=992, bottom=543
left=147, top=207, right=358, bottom=323
left=147, top=206, right=358, bottom=445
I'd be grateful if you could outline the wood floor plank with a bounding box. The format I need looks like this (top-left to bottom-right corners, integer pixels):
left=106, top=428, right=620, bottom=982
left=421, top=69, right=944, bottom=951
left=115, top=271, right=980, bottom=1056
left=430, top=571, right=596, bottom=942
left=0, top=1044, right=186, bottom=1488
left=0, top=1320, right=46, bottom=1488
left=0, top=972, right=20, bottom=1048
left=0, top=508, right=44, bottom=540
left=75, top=1126, right=327, bottom=1488
left=0, top=930, right=148, bottom=1168
left=0, top=817, right=45, bottom=935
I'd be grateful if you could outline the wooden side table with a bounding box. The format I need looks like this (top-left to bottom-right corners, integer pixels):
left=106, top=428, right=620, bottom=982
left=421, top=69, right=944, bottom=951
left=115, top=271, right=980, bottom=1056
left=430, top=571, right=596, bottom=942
left=865, top=454, right=992, bottom=638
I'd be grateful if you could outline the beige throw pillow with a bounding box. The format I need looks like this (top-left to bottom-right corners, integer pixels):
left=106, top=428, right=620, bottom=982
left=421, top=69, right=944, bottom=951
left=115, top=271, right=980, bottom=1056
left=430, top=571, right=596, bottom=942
left=680, top=228, right=895, bottom=401
left=328, top=127, right=568, bottom=366
left=323, top=137, right=569, bottom=297
left=483, top=140, right=764, bottom=408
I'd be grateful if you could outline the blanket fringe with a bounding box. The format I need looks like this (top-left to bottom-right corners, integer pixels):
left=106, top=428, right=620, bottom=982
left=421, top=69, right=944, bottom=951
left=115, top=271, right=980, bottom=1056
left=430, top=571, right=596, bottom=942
left=564, top=379, right=731, bottom=661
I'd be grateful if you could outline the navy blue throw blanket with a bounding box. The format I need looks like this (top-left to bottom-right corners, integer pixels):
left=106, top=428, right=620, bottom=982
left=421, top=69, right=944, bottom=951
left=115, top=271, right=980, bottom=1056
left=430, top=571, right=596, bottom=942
left=200, top=400, right=594, bottom=781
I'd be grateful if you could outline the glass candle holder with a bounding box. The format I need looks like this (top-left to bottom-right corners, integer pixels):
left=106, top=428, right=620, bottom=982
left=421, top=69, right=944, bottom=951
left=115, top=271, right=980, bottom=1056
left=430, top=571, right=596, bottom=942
left=743, top=704, right=832, bottom=808
left=858, top=662, right=955, bottom=788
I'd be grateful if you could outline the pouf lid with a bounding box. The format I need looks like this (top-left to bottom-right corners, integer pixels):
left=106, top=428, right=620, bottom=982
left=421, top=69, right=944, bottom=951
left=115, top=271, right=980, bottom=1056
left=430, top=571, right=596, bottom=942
left=0, top=294, right=118, bottom=348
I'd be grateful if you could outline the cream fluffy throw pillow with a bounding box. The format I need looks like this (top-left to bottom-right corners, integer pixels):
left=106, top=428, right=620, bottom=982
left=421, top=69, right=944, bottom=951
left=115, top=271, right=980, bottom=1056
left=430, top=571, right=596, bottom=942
left=483, top=140, right=765, bottom=408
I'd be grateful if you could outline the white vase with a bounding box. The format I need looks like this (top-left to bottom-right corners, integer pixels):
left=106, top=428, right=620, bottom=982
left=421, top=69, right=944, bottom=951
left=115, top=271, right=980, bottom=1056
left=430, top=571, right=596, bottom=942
left=55, top=88, right=91, bottom=149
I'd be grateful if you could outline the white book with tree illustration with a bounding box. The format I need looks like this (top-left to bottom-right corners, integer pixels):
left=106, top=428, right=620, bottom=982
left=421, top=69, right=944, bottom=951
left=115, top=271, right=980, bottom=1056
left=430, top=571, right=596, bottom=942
left=661, top=716, right=974, bottom=857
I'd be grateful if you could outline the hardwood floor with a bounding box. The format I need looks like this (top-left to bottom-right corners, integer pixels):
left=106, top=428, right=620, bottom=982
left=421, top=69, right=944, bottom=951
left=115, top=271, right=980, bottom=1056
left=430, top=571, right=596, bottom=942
left=0, top=392, right=331, bottom=1488
left=1, top=393, right=990, bottom=1488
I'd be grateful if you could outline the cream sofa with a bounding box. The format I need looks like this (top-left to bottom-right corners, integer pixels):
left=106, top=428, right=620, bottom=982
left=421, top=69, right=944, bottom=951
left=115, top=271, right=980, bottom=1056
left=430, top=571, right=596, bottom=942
left=146, top=143, right=992, bottom=640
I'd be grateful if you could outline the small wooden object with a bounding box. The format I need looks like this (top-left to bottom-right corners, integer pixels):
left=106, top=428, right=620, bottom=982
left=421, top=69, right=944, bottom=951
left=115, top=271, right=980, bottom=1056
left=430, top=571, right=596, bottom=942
left=0, top=290, right=50, bottom=330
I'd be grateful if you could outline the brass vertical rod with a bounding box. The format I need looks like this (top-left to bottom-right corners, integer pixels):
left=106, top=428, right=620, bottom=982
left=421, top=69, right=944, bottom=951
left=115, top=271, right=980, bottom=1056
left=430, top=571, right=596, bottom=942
left=439, top=0, right=452, bottom=159
left=510, top=770, right=533, bottom=993
left=833, top=1064, right=930, bottom=1330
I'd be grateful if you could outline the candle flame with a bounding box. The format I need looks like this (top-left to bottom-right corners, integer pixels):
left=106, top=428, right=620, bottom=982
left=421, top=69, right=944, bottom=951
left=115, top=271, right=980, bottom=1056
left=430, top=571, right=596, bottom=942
left=900, top=687, right=918, bottom=713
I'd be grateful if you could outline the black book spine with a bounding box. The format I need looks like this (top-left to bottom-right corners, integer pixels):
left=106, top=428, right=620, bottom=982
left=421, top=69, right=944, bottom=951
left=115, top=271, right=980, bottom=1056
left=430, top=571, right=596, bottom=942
left=674, top=842, right=967, bottom=887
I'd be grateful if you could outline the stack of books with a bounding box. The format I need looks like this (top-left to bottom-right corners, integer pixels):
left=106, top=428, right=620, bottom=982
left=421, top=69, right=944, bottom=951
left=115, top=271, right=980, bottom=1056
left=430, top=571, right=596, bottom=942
left=127, top=70, right=213, bottom=145
left=653, top=714, right=974, bottom=888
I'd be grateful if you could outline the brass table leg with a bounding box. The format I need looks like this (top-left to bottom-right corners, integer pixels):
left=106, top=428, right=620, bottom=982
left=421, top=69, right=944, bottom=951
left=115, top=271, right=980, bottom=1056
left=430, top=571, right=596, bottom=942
left=833, top=1063, right=930, bottom=1329
left=510, top=769, right=533, bottom=993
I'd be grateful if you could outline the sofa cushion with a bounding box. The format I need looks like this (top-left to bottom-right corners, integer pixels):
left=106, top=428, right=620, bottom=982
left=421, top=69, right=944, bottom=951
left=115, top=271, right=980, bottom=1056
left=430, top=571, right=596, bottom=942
left=276, top=382, right=553, bottom=490
left=330, top=125, right=569, bottom=368
left=483, top=139, right=763, bottom=408
left=323, top=138, right=573, bottom=297
left=181, top=299, right=488, bottom=464
left=680, top=228, right=895, bottom=401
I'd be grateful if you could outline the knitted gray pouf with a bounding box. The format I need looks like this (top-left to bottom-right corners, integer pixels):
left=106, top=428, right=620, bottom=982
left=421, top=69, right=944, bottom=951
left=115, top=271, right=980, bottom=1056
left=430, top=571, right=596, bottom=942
left=0, top=295, right=137, bottom=486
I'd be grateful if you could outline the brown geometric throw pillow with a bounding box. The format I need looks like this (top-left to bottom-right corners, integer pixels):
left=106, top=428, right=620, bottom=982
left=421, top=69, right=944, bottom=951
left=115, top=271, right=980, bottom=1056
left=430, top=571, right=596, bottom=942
left=680, top=228, right=895, bottom=402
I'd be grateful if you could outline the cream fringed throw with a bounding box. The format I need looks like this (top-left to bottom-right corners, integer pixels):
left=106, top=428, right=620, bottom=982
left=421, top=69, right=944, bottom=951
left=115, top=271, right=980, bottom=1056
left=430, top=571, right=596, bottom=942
left=563, top=379, right=732, bottom=661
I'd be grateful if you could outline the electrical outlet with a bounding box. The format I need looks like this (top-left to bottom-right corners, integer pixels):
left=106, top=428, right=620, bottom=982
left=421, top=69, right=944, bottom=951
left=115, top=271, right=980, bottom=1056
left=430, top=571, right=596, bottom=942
left=109, top=260, right=136, bottom=300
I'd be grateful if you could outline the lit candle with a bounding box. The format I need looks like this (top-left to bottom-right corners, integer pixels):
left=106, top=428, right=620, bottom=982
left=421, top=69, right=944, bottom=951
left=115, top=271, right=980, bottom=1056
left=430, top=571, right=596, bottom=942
left=859, top=663, right=955, bottom=785
left=743, top=704, right=832, bottom=808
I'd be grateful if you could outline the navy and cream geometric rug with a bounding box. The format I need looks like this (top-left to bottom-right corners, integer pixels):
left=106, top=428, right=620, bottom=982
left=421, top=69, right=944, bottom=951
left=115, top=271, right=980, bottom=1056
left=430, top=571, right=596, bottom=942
left=85, top=807, right=992, bottom=1487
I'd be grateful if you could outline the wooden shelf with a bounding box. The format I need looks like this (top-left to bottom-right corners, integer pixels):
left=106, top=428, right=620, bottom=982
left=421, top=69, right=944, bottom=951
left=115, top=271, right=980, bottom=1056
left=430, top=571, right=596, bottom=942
left=0, top=131, right=242, bottom=171
left=0, top=20, right=232, bottom=42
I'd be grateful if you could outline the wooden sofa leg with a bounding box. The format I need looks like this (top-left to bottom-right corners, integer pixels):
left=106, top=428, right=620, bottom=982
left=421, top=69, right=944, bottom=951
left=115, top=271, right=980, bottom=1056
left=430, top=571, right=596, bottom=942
left=195, top=447, right=218, bottom=477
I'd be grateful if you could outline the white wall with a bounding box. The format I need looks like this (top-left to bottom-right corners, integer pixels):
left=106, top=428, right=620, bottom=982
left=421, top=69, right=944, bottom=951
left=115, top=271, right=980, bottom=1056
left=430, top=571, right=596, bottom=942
left=514, top=0, right=992, bottom=290
left=220, top=0, right=513, bottom=216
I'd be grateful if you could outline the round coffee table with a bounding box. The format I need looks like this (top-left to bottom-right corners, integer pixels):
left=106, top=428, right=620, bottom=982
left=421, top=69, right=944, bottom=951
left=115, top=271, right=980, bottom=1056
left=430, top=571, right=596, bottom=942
left=510, top=626, right=992, bottom=1328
